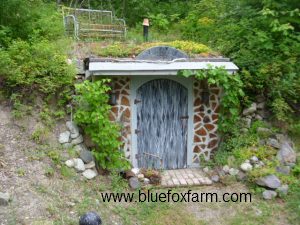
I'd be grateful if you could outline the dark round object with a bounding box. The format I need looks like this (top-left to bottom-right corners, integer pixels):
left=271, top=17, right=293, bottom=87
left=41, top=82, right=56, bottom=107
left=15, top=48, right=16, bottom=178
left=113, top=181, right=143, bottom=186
left=79, top=212, right=102, bottom=225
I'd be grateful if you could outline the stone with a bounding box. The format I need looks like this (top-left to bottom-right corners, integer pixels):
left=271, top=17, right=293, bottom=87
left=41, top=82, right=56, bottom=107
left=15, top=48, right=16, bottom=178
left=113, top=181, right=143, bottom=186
left=223, top=165, right=230, bottom=173
left=257, top=161, right=265, bottom=167
left=257, top=102, right=266, bottom=110
left=276, top=166, right=290, bottom=175
left=211, top=175, right=220, bottom=182
left=131, top=168, right=140, bottom=175
left=237, top=171, right=247, bottom=181
left=267, top=138, right=280, bottom=149
left=129, top=177, right=140, bottom=190
left=240, top=162, right=253, bottom=172
left=229, top=168, right=239, bottom=176
left=125, top=170, right=135, bottom=179
left=245, top=159, right=250, bottom=164
left=85, top=161, right=96, bottom=169
left=84, top=134, right=97, bottom=148
left=257, top=127, right=272, bottom=136
left=262, top=190, right=277, bottom=200
left=79, top=212, right=102, bottom=225
left=71, top=135, right=83, bottom=145
left=255, top=114, right=263, bottom=120
left=241, top=117, right=252, bottom=128
left=277, top=141, right=296, bottom=165
left=144, top=178, right=150, bottom=185
left=71, top=132, right=80, bottom=139
left=203, top=167, right=210, bottom=173
left=65, top=159, right=75, bottom=168
left=66, top=121, right=80, bottom=135
left=74, top=158, right=85, bottom=172
left=256, top=175, right=281, bottom=189
left=242, top=103, right=257, bottom=116
left=137, top=174, right=144, bottom=180
left=0, top=192, right=10, bottom=206
left=277, top=184, right=289, bottom=196
left=79, top=147, right=94, bottom=164
left=82, top=169, right=97, bottom=179
left=250, top=156, right=259, bottom=164
left=59, top=131, right=71, bottom=144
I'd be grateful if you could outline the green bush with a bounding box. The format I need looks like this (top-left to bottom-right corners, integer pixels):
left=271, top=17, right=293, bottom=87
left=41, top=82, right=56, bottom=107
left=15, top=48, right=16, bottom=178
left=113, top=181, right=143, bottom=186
left=0, top=40, right=74, bottom=96
left=74, top=80, right=130, bottom=171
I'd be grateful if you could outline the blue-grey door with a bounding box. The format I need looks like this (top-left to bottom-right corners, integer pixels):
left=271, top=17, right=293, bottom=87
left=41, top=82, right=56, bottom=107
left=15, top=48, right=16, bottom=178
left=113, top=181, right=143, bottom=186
left=136, top=79, right=188, bottom=169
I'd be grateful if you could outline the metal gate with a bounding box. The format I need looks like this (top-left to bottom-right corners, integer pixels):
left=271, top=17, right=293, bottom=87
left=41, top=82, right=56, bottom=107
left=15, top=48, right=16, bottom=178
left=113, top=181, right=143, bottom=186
left=136, top=79, right=188, bottom=169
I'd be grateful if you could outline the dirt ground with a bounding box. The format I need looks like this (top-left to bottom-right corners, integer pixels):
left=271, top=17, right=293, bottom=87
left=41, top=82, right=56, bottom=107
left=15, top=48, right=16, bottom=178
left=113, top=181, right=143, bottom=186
left=0, top=105, right=292, bottom=225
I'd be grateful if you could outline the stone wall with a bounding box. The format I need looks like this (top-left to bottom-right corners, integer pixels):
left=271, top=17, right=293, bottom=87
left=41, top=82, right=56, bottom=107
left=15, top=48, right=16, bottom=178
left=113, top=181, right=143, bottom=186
left=192, top=80, right=221, bottom=164
left=109, top=77, right=132, bottom=160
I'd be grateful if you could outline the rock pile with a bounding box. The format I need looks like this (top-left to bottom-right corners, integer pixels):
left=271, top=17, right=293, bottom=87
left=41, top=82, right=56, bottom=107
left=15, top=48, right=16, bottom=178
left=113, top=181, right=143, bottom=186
left=59, top=121, right=97, bottom=180
left=125, top=168, right=160, bottom=190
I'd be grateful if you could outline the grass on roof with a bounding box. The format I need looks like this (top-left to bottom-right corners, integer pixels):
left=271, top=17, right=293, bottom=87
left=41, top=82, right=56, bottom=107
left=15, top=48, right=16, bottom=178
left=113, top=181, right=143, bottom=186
left=91, top=40, right=213, bottom=58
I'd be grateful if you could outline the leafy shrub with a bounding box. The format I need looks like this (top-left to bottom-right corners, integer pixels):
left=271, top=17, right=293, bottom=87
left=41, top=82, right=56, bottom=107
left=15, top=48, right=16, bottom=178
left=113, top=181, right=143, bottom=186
left=0, top=40, right=74, bottom=96
left=179, top=66, right=244, bottom=134
left=74, top=80, right=130, bottom=170
left=148, top=13, right=170, bottom=31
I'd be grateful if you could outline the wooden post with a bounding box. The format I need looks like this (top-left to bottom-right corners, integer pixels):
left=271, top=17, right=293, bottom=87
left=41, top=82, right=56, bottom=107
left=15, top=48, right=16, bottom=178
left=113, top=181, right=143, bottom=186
left=143, top=18, right=149, bottom=42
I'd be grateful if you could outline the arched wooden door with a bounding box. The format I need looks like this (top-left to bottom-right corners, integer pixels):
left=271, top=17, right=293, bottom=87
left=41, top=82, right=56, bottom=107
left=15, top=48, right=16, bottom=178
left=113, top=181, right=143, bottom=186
left=136, top=79, right=188, bottom=169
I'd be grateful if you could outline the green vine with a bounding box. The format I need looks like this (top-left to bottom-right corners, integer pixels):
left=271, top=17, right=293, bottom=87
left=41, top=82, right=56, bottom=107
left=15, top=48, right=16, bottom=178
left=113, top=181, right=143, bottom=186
left=179, top=66, right=244, bottom=134
left=74, top=79, right=130, bottom=171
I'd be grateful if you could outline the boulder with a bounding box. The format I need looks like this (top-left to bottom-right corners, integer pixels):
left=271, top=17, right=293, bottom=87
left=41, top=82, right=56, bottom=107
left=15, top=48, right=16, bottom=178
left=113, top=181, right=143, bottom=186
left=0, top=192, right=10, bottom=206
left=79, top=212, right=102, bottom=225
left=74, top=158, right=85, bottom=172
left=211, top=175, right=220, bottom=183
left=59, top=131, right=70, bottom=144
left=137, top=174, right=145, bottom=181
left=82, top=169, right=97, bottom=179
left=262, top=190, right=277, bottom=200
left=203, top=167, right=210, bottom=173
left=255, top=114, right=263, bottom=120
left=240, top=162, right=253, bottom=172
left=250, top=156, right=259, bottom=164
left=83, top=134, right=97, bottom=148
left=236, top=171, right=247, bottom=181
left=256, top=127, right=272, bottom=136
left=144, top=178, right=150, bottom=185
left=131, top=168, right=140, bottom=175
left=267, top=138, right=280, bottom=149
left=229, top=168, right=239, bottom=176
left=223, top=165, right=230, bottom=173
left=125, top=170, right=135, bottom=179
left=79, top=147, right=94, bottom=164
left=277, top=184, right=289, bottom=196
left=71, top=135, right=84, bottom=145
left=256, top=175, right=281, bottom=189
left=129, top=177, right=140, bottom=190
left=85, top=161, right=96, bottom=169
left=257, top=102, right=266, bottom=110
left=241, top=117, right=252, bottom=128
left=242, top=103, right=257, bottom=116
left=65, top=159, right=75, bottom=168
left=66, top=121, right=80, bottom=136
left=277, top=142, right=296, bottom=165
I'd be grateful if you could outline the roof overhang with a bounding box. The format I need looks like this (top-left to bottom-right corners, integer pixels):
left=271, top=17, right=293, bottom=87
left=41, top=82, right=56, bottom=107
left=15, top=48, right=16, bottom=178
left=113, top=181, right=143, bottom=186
left=85, top=59, right=239, bottom=78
